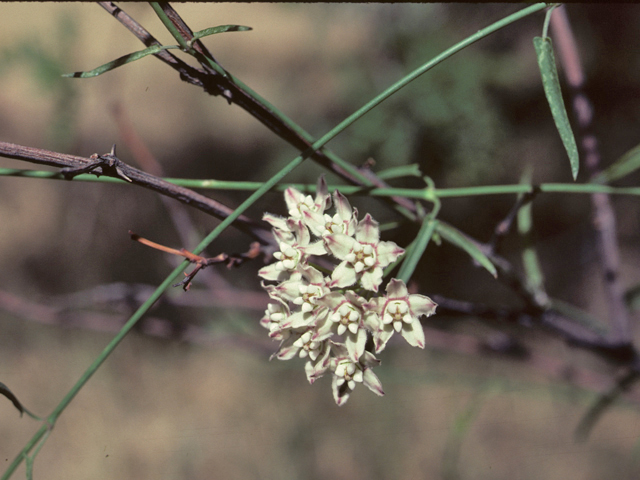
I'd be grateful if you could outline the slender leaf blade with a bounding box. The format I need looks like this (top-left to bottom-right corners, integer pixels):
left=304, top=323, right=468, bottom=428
left=594, top=143, right=640, bottom=184
left=63, top=44, right=179, bottom=78
left=534, top=36, right=580, bottom=180
left=0, top=382, right=24, bottom=416
left=0, top=382, right=39, bottom=419
left=191, top=25, right=252, bottom=43
left=436, top=221, right=497, bottom=278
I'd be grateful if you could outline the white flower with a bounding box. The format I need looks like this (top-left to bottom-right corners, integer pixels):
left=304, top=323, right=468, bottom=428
left=259, top=299, right=292, bottom=341
left=259, top=177, right=437, bottom=405
left=317, top=291, right=373, bottom=362
left=259, top=219, right=327, bottom=282
left=325, top=214, right=405, bottom=292
left=367, top=279, right=437, bottom=352
left=330, top=343, right=384, bottom=406
left=301, top=190, right=358, bottom=237
left=284, top=176, right=331, bottom=220
left=273, top=265, right=331, bottom=328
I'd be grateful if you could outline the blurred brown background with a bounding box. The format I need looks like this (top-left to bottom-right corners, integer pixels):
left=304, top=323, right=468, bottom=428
left=1, top=4, right=640, bottom=479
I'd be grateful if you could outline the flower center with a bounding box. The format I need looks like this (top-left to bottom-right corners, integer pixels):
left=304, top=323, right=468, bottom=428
left=331, top=303, right=361, bottom=335
left=273, top=244, right=300, bottom=271
left=346, top=243, right=376, bottom=273
left=293, top=284, right=324, bottom=312
left=384, top=301, right=410, bottom=324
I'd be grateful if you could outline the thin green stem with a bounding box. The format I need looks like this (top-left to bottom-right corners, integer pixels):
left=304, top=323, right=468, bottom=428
left=3, top=169, right=640, bottom=198
left=396, top=193, right=441, bottom=283
left=542, top=4, right=559, bottom=38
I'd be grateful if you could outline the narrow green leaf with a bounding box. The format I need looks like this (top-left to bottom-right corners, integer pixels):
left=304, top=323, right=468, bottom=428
left=63, top=44, right=180, bottom=78
left=0, top=382, right=40, bottom=419
left=594, top=143, right=640, bottom=184
left=436, top=222, right=497, bottom=278
left=0, top=382, right=24, bottom=415
left=189, top=25, right=252, bottom=45
left=534, top=36, right=580, bottom=180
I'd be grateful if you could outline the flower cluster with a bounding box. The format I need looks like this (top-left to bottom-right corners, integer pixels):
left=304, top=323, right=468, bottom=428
left=259, top=177, right=437, bottom=405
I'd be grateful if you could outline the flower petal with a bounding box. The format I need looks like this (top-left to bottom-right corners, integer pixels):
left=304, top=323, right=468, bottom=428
left=258, top=263, right=290, bottom=282
left=409, top=294, right=438, bottom=317
left=399, top=320, right=426, bottom=349
left=324, top=233, right=356, bottom=259
left=355, top=214, right=380, bottom=244
left=346, top=328, right=367, bottom=362
left=385, top=278, right=408, bottom=298
left=376, top=241, right=405, bottom=267
left=363, top=368, right=385, bottom=397
left=330, top=261, right=357, bottom=289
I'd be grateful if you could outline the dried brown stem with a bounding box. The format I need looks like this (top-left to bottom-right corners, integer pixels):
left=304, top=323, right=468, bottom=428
left=0, top=140, right=273, bottom=246
left=130, top=231, right=261, bottom=291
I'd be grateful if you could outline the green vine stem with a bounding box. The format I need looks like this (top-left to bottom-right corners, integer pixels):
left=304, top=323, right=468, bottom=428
left=2, top=169, right=640, bottom=198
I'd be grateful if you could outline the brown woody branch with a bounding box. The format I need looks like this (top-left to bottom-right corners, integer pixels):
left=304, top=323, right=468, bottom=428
left=0, top=141, right=273, bottom=246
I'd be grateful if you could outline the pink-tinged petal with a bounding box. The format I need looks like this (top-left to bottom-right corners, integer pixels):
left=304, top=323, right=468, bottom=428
left=362, top=369, right=385, bottom=397
left=330, top=261, right=357, bottom=289
left=301, top=208, right=326, bottom=236
left=302, top=240, right=328, bottom=256
left=376, top=241, right=405, bottom=267
left=259, top=316, right=271, bottom=330
left=331, top=375, right=351, bottom=406
left=315, top=175, right=331, bottom=211
left=359, top=268, right=383, bottom=292
left=289, top=310, right=316, bottom=328
left=347, top=328, right=367, bottom=362
left=360, top=351, right=382, bottom=368
left=305, top=345, right=331, bottom=384
left=329, top=341, right=349, bottom=360
left=333, top=190, right=353, bottom=220
left=275, top=337, right=300, bottom=360
left=363, top=309, right=381, bottom=332
left=399, top=320, right=426, bottom=349
left=316, top=291, right=347, bottom=310
left=355, top=214, right=380, bottom=244
left=310, top=309, right=332, bottom=335
left=374, top=326, right=395, bottom=353
left=299, top=265, right=326, bottom=285
left=262, top=213, right=290, bottom=231
left=364, top=296, right=385, bottom=315
left=409, top=294, right=437, bottom=317
left=294, top=220, right=311, bottom=245
left=324, top=233, right=356, bottom=259
left=284, top=187, right=304, bottom=212
left=258, top=263, right=290, bottom=282
left=273, top=227, right=294, bottom=245
left=386, top=278, right=409, bottom=298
